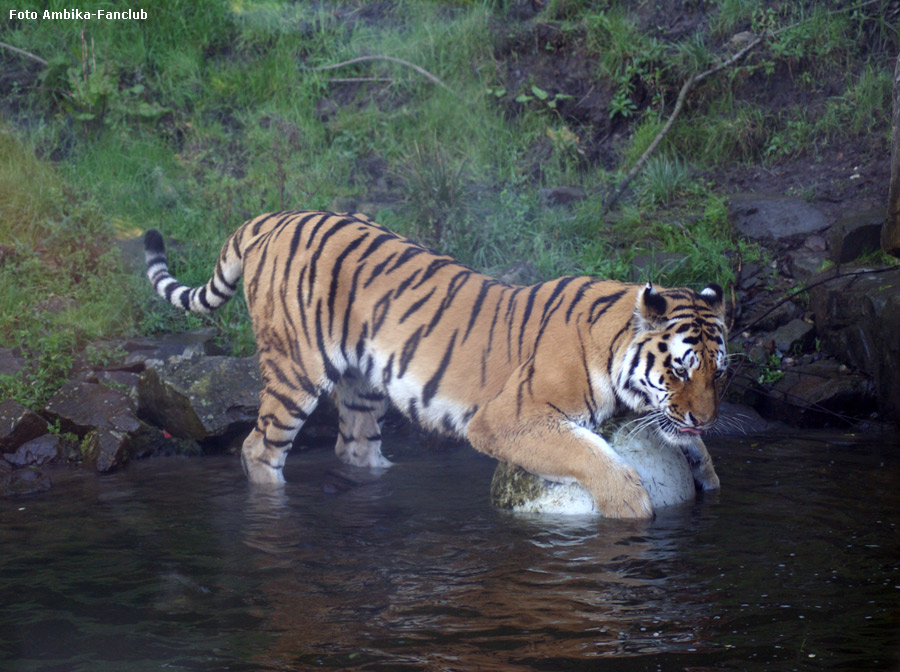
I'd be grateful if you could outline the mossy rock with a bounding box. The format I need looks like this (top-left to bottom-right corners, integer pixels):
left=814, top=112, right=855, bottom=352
left=490, top=418, right=696, bottom=515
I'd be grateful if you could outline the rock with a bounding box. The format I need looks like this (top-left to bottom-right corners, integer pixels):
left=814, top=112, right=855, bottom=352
left=117, top=329, right=226, bottom=368
left=491, top=420, right=698, bottom=515
left=630, top=252, right=685, bottom=282
left=137, top=355, right=262, bottom=441
left=329, top=196, right=359, bottom=213
left=0, top=348, right=24, bottom=377
left=0, top=468, right=52, bottom=497
left=769, top=318, right=815, bottom=353
left=82, top=428, right=131, bottom=473
left=0, top=401, right=47, bottom=454
left=787, top=248, right=828, bottom=278
left=45, top=381, right=141, bottom=436
left=712, top=401, right=775, bottom=435
left=729, top=193, right=828, bottom=242
left=809, top=267, right=900, bottom=423
left=5, top=434, right=60, bottom=467
left=828, top=207, right=885, bottom=264
left=759, top=359, right=875, bottom=426
left=539, top=186, right=586, bottom=207
left=741, top=298, right=802, bottom=332
left=497, top=261, right=542, bottom=286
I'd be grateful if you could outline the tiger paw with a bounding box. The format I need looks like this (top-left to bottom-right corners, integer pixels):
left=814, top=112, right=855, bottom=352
left=594, top=475, right=654, bottom=520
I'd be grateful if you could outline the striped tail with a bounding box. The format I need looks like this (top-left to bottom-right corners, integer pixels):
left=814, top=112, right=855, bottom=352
left=144, top=229, right=242, bottom=314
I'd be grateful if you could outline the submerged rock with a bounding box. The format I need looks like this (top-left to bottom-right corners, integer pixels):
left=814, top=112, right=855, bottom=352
left=491, top=421, right=699, bottom=515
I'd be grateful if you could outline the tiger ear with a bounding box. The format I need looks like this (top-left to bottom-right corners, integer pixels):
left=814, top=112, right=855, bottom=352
left=635, top=282, right=667, bottom=331
left=699, top=283, right=725, bottom=317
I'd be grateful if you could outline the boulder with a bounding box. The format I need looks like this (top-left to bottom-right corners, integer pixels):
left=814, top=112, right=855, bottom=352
left=809, top=267, right=900, bottom=423
left=5, top=434, right=60, bottom=467
left=769, top=318, right=815, bottom=353
left=0, top=400, right=46, bottom=454
left=45, top=381, right=141, bottom=437
left=729, top=193, right=828, bottom=242
left=539, top=186, right=586, bottom=207
left=491, top=420, right=699, bottom=515
left=0, top=468, right=52, bottom=497
left=0, top=348, right=24, bottom=377
left=117, top=329, right=226, bottom=368
left=759, top=359, right=875, bottom=426
left=137, top=355, right=261, bottom=441
left=828, top=208, right=884, bottom=264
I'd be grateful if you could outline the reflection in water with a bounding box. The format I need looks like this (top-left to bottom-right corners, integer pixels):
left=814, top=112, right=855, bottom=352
left=1, top=434, right=898, bottom=671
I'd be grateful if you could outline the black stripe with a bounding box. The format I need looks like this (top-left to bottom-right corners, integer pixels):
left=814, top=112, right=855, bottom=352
left=358, top=232, right=396, bottom=263
left=517, top=284, right=542, bottom=361
left=363, top=252, right=398, bottom=289
left=341, top=264, right=366, bottom=360
left=393, top=268, right=422, bottom=299
left=463, top=280, right=492, bottom=344
left=314, top=299, right=341, bottom=382
left=565, top=279, right=595, bottom=323
left=588, top=290, right=626, bottom=323
left=328, top=233, right=367, bottom=334
left=308, top=217, right=354, bottom=302
left=425, top=271, right=471, bottom=336
left=386, top=246, right=425, bottom=274
left=398, top=325, right=424, bottom=377
left=399, top=287, right=436, bottom=323
left=422, top=329, right=458, bottom=407
left=371, top=293, right=391, bottom=337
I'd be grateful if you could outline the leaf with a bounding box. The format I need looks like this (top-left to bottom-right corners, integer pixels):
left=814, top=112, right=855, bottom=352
left=530, top=85, right=549, bottom=100
left=515, top=93, right=533, bottom=103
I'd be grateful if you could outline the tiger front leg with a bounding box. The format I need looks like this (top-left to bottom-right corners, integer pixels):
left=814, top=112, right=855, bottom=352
left=467, top=408, right=653, bottom=519
left=680, top=437, right=720, bottom=492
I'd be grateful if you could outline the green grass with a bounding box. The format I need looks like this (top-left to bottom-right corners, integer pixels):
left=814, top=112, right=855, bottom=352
left=0, top=0, right=895, bottom=409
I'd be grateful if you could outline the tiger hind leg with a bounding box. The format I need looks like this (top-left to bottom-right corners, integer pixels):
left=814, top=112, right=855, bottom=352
left=332, top=371, right=392, bottom=468
left=241, top=386, right=319, bottom=485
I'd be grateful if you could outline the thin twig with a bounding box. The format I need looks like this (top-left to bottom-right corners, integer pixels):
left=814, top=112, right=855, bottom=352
left=728, top=266, right=898, bottom=341
left=602, top=33, right=763, bottom=215
left=0, top=40, right=48, bottom=66
left=329, top=77, right=394, bottom=84
left=307, top=55, right=455, bottom=96
left=602, top=0, right=883, bottom=215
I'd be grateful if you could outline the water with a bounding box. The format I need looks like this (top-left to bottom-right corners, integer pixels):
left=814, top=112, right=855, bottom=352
left=1, top=432, right=898, bottom=671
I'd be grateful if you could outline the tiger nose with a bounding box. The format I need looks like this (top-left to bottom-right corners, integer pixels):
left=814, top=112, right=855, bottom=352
left=687, top=410, right=716, bottom=428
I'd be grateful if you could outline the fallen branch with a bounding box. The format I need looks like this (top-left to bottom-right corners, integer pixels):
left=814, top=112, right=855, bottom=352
left=307, top=55, right=455, bottom=96
left=602, top=33, right=763, bottom=215
left=0, top=40, right=48, bottom=66
left=601, top=0, right=883, bottom=215
left=728, top=266, right=898, bottom=341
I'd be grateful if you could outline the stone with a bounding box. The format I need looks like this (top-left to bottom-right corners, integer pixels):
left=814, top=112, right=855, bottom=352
left=787, top=248, right=828, bottom=278
left=760, top=359, right=875, bottom=426
left=118, top=329, right=226, bottom=368
left=497, top=261, right=542, bottom=286
left=742, top=298, right=802, bottom=332
left=45, top=381, right=141, bottom=436
left=136, top=355, right=262, bottom=441
left=82, top=428, right=130, bottom=473
left=539, top=186, right=586, bottom=207
left=809, top=267, right=900, bottom=423
left=828, top=208, right=885, bottom=264
left=729, top=193, right=828, bottom=242
left=491, top=421, right=698, bottom=515
left=630, top=252, right=686, bottom=283
left=0, top=400, right=47, bottom=454
left=5, top=434, right=60, bottom=467
left=0, top=348, right=24, bottom=377
left=0, top=468, right=52, bottom=497
left=769, top=318, right=815, bottom=353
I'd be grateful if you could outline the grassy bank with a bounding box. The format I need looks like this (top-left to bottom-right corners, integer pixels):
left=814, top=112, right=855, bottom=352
left=0, top=0, right=895, bottom=408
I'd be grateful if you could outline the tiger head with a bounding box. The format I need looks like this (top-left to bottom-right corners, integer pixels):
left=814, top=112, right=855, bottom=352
left=615, top=282, right=727, bottom=446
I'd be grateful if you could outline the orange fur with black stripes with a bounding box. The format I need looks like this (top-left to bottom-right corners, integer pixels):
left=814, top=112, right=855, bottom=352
left=145, top=211, right=727, bottom=518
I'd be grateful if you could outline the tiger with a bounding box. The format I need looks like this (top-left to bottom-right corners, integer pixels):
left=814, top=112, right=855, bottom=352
left=144, top=210, right=727, bottom=519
